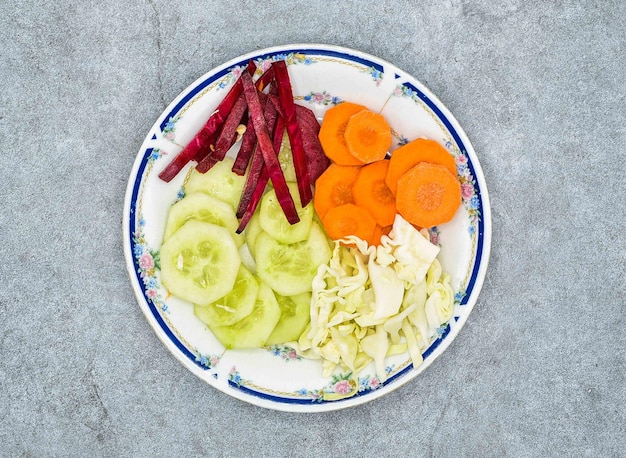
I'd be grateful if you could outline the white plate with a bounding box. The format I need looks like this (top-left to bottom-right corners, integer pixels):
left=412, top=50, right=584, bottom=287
left=123, top=44, right=491, bottom=412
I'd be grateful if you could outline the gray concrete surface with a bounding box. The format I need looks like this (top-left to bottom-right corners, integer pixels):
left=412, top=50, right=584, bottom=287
left=1, top=0, right=624, bottom=456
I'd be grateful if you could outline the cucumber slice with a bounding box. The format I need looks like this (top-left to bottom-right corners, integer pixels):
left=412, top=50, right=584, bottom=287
left=266, top=292, right=312, bottom=345
left=163, top=192, right=244, bottom=247
left=255, top=222, right=332, bottom=296
left=208, top=282, right=281, bottom=349
left=160, top=220, right=241, bottom=306
left=193, top=265, right=259, bottom=327
left=244, top=211, right=263, bottom=258
left=184, top=157, right=246, bottom=211
left=277, top=130, right=297, bottom=182
left=238, top=243, right=256, bottom=274
left=259, top=182, right=314, bottom=244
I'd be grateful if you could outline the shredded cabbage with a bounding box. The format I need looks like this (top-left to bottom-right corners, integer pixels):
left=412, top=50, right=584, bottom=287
left=368, top=257, right=405, bottom=320
left=296, top=214, right=455, bottom=386
left=360, top=325, right=389, bottom=381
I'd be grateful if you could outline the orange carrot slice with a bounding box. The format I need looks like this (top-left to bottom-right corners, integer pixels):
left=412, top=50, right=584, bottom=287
left=395, top=162, right=461, bottom=228
left=352, top=159, right=396, bottom=227
left=385, top=138, right=457, bottom=195
left=344, top=110, right=392, bottom=164
left=318, top=102, right=367, bottom=166
left=313, top=163, right=361, bottom=219
left=321, top=203, right=377, bottom=242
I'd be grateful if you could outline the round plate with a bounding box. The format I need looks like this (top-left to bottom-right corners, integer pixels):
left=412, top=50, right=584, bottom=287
left=123, top=44, right=491, bottom=412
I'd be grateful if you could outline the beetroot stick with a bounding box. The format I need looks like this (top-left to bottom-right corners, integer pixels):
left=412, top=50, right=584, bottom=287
left=236, top=111, right=284, bottom=232
left=272, top=60, right=312, bottom=207
left=236, top=166, right=269, bottom=233
left=231, top=115, right=257, bottom=176
left=195, top=154, right=219, bottom=174
left=240, top=71, right=299, bottom=224
left=235, top=95, right=279, bottom=218
left=210, top=93, right=248, bottom=162
left=231, top=94, right=270, bottom=176
left=295, top=105, right=320, bottom=135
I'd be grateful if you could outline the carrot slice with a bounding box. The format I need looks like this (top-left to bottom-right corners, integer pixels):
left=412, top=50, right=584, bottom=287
left=313, top=163, right=361, bottom=219
left=321, top=203, right=376, bottom=242
left=344, top=110, right=392, bottom=164
left=352, top=159, right=396, bottom=227
left=395, top=162, right=461, bottom=228
left=318, top=102, right=367, bottom=166
left=385, top=138, right=457, bottom=195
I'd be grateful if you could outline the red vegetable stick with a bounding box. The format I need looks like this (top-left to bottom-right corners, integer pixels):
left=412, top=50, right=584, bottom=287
left=255, top=65, right=275, bottom=92
left=235, top=95, right=279, bottom=218
left=210, top=93, right=248, bottom=162
left=193, top=66, right=277, bottom=175
left=236, top=89, right=283, bottom=230
left=238, top=118, right=291, bottom=233
left=235, top=88, right=282, bottom=229
left=240, top=71, right=299, bottom=224
left=157, top=62, right=256, bottom=182
left=273, top=116, right=286, bottom=153
left=231, top=116, right=257, bottom=175
left=157, top=128, right=214, bottom=182
left=268, top=93, right=284, bottom=118
left=272, top=60, right=312, bottom=207
left=299, top=114, right=329, bottom=183
left=236, top=146, right=265, bottom=218
left=231, top=90, right=271, bottom=176
left=195, top=153, right=219, bottom=174
left=191, top=131, right=216, bottom=165
left=194, top=60, right=256, bottom=150
left=236, top=166, right=269, bottom=233
left=295, top=105, right=320, bottom=134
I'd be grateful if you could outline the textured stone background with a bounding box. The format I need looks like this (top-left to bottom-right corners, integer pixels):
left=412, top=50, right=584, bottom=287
left=1, top=1, right=624, bottom=456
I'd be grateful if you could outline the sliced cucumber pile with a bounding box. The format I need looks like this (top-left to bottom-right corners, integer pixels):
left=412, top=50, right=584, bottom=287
left=160, top=163, right=334, bottom=350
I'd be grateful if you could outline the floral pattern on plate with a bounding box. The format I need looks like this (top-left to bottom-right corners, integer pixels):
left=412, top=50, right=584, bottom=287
left=302, top=91, right=342, bottom=105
